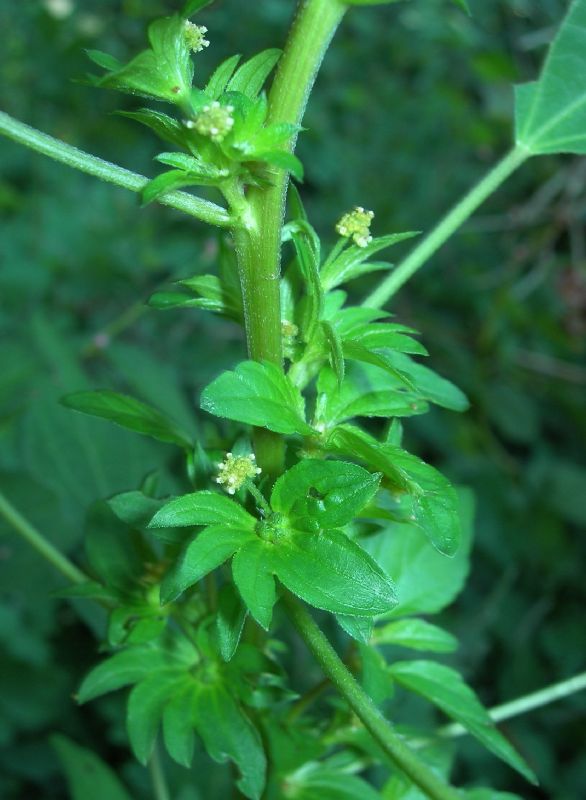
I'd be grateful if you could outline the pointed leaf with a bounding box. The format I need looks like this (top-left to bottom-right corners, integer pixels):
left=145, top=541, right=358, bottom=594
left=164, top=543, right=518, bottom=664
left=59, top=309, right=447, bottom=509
left=273, top=528, right=397, bottom=617
left=205, top=54, right=242, bottom=98
left=216, top=583, right=248, bottom=661
left=61, top=391, right=193, bottom=448
left=232, top=540, right=277, bottom=630
left=162, top=685, right=196, bottom=767
left=320, top=232, right=419, bottom=291
left=52, top=735, right=133, bottom=800
left=149, top=490, right=256, bottom=530
left=322, top=320, right=345, bottom=385
left=373, top=618, right=458, bottom=652
left=226, top=49, right=281, bottom=98
left=127, top=671, right=185, bottom=764
left=390, top=661, right=537, bottom=784
left=201, top=360, right=313, bottom=435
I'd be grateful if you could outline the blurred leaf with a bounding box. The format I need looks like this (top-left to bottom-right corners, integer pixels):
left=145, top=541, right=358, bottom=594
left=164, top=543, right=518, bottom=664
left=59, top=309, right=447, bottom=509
left=52, top=735, right=132, bottom=800
left=373, top=618, right=458, bottom=652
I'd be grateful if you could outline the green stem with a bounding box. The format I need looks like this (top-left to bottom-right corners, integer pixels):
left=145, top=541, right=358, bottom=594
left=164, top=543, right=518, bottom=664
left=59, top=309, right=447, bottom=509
left=0, top=491, right=86, bottom=585
left=0, top=110, right=233, bottom=228
left=438, top=670, right=586, bottom=739
left=149, top=745, right=171, bottom=800
left=283, top=593, right=461, bottom=800
left=363, top=146, right=531, bottom=308
left=234, top=0, right=345, bottom=477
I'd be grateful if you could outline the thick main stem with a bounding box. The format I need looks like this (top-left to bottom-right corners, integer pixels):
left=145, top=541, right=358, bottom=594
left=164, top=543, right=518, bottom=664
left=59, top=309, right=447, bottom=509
left=283, top=593, right=461, bottom=800
left=364, top=146, right=530, bottom=308
left=234, top=0, right=345, bottom=477
left=0, top=491, right=86, bottom=585
left=0, top=111, right=232, bottom=227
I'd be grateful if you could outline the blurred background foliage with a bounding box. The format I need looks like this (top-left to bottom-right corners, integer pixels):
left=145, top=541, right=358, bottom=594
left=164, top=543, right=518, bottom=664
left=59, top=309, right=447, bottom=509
left=0, top=0, right=585, bottom=798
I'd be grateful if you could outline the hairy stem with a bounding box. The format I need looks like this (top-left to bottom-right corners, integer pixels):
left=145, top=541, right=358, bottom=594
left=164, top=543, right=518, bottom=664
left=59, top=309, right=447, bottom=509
left=0, top=110, right=233, bottom=228
left=363, top=146, right=531, bottom=307
left=0, top=491, right=86, bottom=585
left=283, top=593, right=461, bottom=800
left=234, top=0, right=345, bottom=476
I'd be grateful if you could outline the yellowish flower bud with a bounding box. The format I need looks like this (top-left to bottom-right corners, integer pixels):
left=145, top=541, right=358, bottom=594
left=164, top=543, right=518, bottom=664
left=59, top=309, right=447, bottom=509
left=195, top=101, right=235, bottom=143
left=184, top=21, right=210, bottom=54
left=215, top=452, right=261, bottom=495
left=335, top=206, right=374, bottom=248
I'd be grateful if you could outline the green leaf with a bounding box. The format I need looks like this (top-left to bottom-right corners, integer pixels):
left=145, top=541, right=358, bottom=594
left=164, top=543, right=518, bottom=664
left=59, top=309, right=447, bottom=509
left=273, top=528, right=397, bottom=617
left=465, top=791, right=523, bottom=800
left=381, top=353, right=469, bottom=412
left=61, top=391, right=193, bottom=448
left=182, top=0, right=215, bottom=16
left=253, top=149, right=304, bottom=181
left=52, top=735, right=133, bottom=800
left=286, top=220, right=323, bottom=339
left=322, top=320, right=345, bottom=385
left=201, top=360, right=313, bottom=435
left=149, top=490, right=256, bottom=530
left=232, top=540, right=277, bottom=630
left=390, top=661, right=537, bottom=784
left=127, top=671, right=184, bottom=764
left=336, top=614, right=374, bottom=643
left=86, top=49, right=124, bottom=72
left=205, top=54, right=242, bottom=98
left=317, top=366, right=428, bottom=428
left=271, top=459, right=381, bottom=530
left=216, top=583, right=248, bottom=661
left=118, top=108, right=186, bottom=147
left=365, top=488, right=474, bottom=618
left=345, top=322, right=428, bottom=357
left=161, top=525, right=254, bottom=603
left=77, top=644, right=180, bottom=703
left=320, top=232, right=419, bottom=291
left=95, top=16, right=194, bottom=104
left=226, top=49, right=281, bottom=98
left=515, top=0, right=586, bottom=155
left=162, top=686, right=196, bottom=767
left=193, top=685, right=266, bottom=799
left=372, top=618, right=458, bottom=652
left=343, top=340, right=417, bottom=388
left=283, top=761, right=383, bottom=800
left=107, top=491, right=164, bottom=529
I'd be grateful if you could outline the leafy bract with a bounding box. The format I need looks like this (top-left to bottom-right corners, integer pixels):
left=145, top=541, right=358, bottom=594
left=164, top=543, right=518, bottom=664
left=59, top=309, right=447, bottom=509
left=161, top=525, right=255, bottom=603
left=61, top=390, right=193, bottom=448
left=390, top=661, right=537, bottom=783
left=216, top=583, right=248, bottom=661
left=226, top=49, right=281, bottom=98
left=201, top=360, right=313, bottom=435
left=149, top=490, right=256, bottom=530
left=272, top=528, right=397, bottom=617
left=271, top=459, right=381, bottom=530
left=320, top=232, right=418, bottom=292
left=515, top=0, right=586, bottom=155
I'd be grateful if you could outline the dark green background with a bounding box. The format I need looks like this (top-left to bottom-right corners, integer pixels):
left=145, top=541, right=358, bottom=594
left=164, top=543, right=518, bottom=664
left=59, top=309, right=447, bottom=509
left=1, top=1, right=585, bottom=798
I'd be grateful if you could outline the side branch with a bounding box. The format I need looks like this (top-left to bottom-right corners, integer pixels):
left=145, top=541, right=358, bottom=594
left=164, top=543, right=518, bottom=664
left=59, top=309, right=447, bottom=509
left=0, top=110, right=233, bottom=228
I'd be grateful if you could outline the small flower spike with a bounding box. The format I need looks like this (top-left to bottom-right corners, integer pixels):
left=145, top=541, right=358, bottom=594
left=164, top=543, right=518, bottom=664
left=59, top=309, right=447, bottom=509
left=215, top=452, right=262, bottom=495
left=195, top=101, right=235, bottom=142
left=184, top=22, right=210, bottom=54
left=335, top=206, right=375, bottom=248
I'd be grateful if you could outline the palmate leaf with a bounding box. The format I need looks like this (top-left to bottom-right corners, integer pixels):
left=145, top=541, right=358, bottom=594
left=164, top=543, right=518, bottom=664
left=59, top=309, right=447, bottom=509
left=515, top=0, right=586, bottom=155
left=390, top=661, right=537, bottom=784
left=201, top=360, right=314, bottom=435
left=61, top=390, right=193, bottom=448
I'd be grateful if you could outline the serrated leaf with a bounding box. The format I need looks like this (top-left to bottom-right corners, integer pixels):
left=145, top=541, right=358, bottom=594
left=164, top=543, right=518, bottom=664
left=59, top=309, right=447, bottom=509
left=271, top=459, right=381, bottom=530
left=149, top=490, right=256, bottom=530
left=390, top=661, right=537, bottom=784
left=127, top=671, right=185, bottom=764
left=216, top=583, right=248, bottom=661
left=118, top=108, right=186, bottom=147
left=182, top=0, right=215, bottom=16
left=273, top=528, right=397, bottom=617
left=52, top=735, right=133, bottom=800
left=193, top=685, right=266, bottom=799
left=162, top=685, right=196, bottom=767
left=343, top=340, right=417, bottom=388
left=201, top=360, right=313, bottom=435
left=382, top=353, right=469, bottom=411
left=515, top=0, right=586, bottom=155
left=320, top=232, right=419, bottom=291
left=373, top=618, right=458, bottom=652
left=253, top=149, right=304, bottom=180
left=61, top=391, right=193, bottom=448
left=347, top=322, right=428, bottom=357
left=161, top=525, right=254, bottom=603
left=227, top=49, right=281, bottom=98
left=232, top=540, right=277, bottom=630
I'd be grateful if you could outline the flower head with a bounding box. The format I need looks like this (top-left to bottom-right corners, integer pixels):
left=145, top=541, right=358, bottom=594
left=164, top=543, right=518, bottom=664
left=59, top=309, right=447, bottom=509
left=184, top=21, right=209, bottom=54
left=215, top=452, right=261, bottom=495
left=195, top=101, right=235, bottom=142
left=335, top=206, right=374, bottom=248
